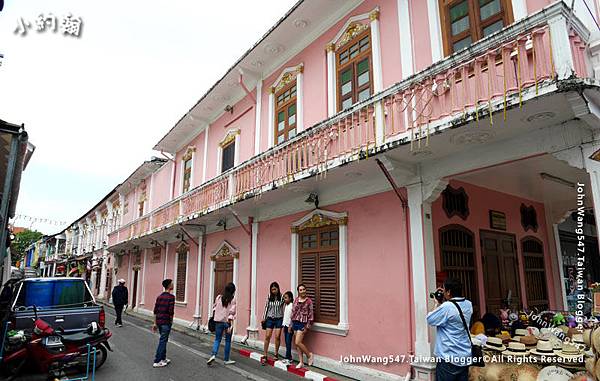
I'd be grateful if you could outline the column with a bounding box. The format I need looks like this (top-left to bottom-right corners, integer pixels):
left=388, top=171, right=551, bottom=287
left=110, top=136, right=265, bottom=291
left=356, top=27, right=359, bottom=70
left=193, top=232, right=204, bottom=323
left=202, top=124, right=209, bottom=183
left=267, top=91, right=275, bottom=149
left=249, top=221, right=259, bottom=331
left=398, top=0, right=415, bottom=78
left=326, top=43, right=336, bottom=117
left=370, top=9, right=385, bottom=145
left=254, top=79, right=263, bottom=156
left=511, top=0, right=528, bottom=21
left=296, top=67, right=305, bottom=133
left=548, top=13, right=576, bottom=80
left=140, top=249, right=147, bottom=305
left=98, top=251, right=108, bottom=300
left=407, top=183, right=437, bottom=379
left=207, top=259, right=215, bottom=320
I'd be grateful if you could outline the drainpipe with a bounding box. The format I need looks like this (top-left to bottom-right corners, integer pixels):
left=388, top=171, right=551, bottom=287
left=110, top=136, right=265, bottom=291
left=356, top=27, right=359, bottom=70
left=375, top=159, right=415, bottom=356
left=238, top=69, right=256, bottom=103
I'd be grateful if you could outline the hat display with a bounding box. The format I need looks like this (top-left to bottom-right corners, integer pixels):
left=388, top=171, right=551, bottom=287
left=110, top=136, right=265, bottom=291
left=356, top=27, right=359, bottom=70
left=530, top=339, right=557, bottom=358
left=484, top=336, right=506, bottom=352
left=537, top=366, right=573, bottom=381
left=496, top=331, right=511, bottom=344
left=571, top=333, right=585, bottom=347
left=514, top=328, right=529, bottom=338
left=555, top=343, right=585, bottom=362
left=584, top=357, right=595, bottom=376
left=513, top=364, right=539, bottom=381
left=526, top=326, right=540, bottom=337
left=583, top=329, right=592, bottom=348
left=503, top=342, right=529, bottom=356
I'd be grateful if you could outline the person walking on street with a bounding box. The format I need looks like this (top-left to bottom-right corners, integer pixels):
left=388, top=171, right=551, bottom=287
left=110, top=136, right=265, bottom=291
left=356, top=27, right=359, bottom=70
left=111, top=279, right=128, bottom=327
left=260, top=281, right=284, bottom=365
left=207, top=282, right=237, bottom=366
left=291, top=284, right=314, bottom=369
left=282, top=291, right=294, bottom=365
left=152, top=279, right=175, bottom=368
left=427, top=278, right=473, bottom=381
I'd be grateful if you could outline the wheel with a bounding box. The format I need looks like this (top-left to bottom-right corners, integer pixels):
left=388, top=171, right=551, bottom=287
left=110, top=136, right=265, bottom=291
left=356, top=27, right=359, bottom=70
left=76, top=344, right=107, bottom=372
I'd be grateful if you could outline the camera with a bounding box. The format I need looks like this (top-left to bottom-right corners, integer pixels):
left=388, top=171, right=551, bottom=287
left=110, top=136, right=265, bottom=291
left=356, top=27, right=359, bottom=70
left=429, top=289, right=444, bottom=302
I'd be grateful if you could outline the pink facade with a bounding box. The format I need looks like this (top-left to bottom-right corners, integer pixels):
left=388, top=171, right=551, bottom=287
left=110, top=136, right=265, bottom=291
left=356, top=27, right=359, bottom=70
left=96, top=1, right=600, bottom=380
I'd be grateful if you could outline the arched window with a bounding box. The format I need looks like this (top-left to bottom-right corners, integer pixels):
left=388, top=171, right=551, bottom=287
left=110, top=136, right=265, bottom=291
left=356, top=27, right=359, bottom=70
left=439, top=225, right=478, bottom=313
left=521, top=237, right=548, bottom=311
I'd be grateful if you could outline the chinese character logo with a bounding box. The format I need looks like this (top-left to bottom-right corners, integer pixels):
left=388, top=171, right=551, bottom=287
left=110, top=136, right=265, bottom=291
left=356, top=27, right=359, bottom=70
left=14, top=13, right=82, bottom=37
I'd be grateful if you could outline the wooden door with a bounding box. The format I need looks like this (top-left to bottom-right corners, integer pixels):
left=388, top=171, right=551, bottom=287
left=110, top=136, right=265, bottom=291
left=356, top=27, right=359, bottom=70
left=481, top=230, right=521, bottom=314
left=131, top=270, right=139, bottom=308
left=213, top=257, right=234, bottom=300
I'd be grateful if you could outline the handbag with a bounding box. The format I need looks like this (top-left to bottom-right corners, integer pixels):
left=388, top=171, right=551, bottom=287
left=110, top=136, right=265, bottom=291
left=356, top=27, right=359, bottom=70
left=449, top=300, right=485, bottom=368
left=208, top=313, right=216, bottom=333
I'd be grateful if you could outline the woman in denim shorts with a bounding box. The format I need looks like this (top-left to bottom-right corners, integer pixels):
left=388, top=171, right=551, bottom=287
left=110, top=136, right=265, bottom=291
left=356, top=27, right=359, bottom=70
left=260, top=282, right=284, bottom=364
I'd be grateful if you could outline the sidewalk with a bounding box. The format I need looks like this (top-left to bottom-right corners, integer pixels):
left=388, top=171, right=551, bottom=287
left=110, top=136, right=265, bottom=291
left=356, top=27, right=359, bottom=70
left=101, top=302, right=357, bottom=381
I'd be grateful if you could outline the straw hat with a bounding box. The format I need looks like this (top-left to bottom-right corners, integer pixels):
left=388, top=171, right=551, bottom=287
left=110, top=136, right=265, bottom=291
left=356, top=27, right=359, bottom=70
left=526, top=326, right=540, bottom=337
left=497, top=365, right=519, bottom=381
left=484, top=336, right=506, bottom=352
left=555, top=342, right=585, bottom=362
left=520, top=335, right=538, bottom=348
left=468, top=366, right=486, bottom=381
left=482, top=363, right=504, bottom=381
left=594, top=359, right=600, bottom=381
left=583, top=329, right=592, bottom=348
left=503, top=341, right=529, bottom=356
left=568, top=372, right=595, bottom=381
left=530, top=339, right=557, bottom=358
left=537, top=366, right=574, bottom=381
left=591, top=327, right=600, bottom=354
left=584, top=357, right=595, bottom=376
left=572, top=333, right=586, bottom=348
left=513, top=328, right=529, bottom=338
left=118, top=278, right=126, bottom=284
left=512, top=364, right=539, bottom=381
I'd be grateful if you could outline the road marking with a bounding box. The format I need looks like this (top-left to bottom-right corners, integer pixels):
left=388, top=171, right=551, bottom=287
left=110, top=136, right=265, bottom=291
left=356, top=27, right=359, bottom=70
left=108, top=312, right=275, bottom=381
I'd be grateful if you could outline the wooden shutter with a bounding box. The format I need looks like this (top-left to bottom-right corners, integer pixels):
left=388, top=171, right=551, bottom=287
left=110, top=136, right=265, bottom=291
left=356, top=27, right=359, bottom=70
left=299, top=226, right=340, bottom=325
left=522, top=237, right=548, bottom=311
left=176, top=251, right=187, bottom=302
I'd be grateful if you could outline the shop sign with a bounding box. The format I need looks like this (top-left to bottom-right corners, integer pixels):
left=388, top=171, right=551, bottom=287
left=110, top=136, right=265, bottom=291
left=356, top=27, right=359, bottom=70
left=489, top=210, right=506, bottom=231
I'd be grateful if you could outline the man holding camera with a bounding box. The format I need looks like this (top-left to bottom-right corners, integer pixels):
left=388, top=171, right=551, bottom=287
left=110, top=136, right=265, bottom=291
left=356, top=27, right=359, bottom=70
left=427, top=278, right=473, bottom=381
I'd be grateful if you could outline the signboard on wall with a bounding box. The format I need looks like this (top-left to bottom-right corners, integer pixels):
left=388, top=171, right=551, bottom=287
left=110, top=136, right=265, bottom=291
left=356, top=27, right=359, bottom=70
left=151, top=247, right=161, bottom=263
left=489, top=210, right=507, bottom=231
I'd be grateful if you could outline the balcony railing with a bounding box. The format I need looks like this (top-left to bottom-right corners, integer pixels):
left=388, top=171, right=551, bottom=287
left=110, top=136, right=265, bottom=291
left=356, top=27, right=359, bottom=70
left=108, top=2, right=590, bottom=248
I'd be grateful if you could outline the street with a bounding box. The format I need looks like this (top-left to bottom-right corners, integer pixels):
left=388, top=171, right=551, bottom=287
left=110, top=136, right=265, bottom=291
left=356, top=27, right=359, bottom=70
left=15, top=311, right=301, bottom=381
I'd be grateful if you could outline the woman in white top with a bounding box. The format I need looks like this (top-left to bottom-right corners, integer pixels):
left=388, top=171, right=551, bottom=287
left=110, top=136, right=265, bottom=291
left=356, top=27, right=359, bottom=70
left=282, top=291, right=294, bottom=365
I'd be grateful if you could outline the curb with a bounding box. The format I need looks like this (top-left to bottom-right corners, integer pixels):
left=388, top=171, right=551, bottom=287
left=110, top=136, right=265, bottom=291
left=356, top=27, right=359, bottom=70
left=238, top=349, right=339, bottom=381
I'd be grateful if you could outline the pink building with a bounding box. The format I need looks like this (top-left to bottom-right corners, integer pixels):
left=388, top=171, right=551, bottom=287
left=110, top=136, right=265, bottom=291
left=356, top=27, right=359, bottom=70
left=96, top=1, right=600, bottom=379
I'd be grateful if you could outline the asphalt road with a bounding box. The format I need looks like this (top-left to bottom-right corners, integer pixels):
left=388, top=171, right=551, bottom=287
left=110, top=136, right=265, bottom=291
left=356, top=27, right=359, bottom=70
left=11, top=310, right=301, bottom=381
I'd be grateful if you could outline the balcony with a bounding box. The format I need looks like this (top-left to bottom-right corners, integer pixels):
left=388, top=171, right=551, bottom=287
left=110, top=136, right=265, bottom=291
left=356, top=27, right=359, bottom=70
left=108, top=2, right=592, bottom=250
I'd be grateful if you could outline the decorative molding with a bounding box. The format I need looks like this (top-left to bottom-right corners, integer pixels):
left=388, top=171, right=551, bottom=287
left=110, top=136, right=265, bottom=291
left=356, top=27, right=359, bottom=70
left=369, top=9, right=380, bottom=21
left=219, top=129, right=240, bottom=148
left=337, top=22, right=370, bottom=49
left=329, top=7, right=378, bottom=50
left=211, top=240, right=240, bottom=260
left=271, top=64, right=304, bottom=94
left=290, top=209, right=348, bottom=233
left=176, top=241, right=189, bottom=255
left=182, top=146, right=196, bottom=161
left=325, top=43, right=335, bottom=53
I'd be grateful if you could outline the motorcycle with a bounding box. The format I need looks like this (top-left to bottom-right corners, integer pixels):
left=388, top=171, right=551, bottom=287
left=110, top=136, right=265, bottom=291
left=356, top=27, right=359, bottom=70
left=1, top=307, right=112, bottom=380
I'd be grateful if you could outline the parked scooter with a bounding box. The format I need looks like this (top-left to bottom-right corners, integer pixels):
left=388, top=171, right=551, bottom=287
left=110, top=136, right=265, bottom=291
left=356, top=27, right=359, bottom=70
left=1, top=306, right=112, bottom=380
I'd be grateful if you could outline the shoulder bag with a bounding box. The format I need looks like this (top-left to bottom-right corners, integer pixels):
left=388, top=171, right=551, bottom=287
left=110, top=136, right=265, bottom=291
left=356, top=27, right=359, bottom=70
left=449, top=300, right=485, bottom=368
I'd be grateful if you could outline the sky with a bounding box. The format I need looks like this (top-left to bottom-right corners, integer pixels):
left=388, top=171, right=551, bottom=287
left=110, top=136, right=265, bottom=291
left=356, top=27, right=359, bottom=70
left=0, top=0, right=297, bottom=234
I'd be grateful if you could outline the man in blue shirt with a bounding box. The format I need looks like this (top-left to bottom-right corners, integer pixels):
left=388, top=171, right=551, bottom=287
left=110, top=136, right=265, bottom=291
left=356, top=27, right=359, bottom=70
left=426, top=278, right=473, bottom=381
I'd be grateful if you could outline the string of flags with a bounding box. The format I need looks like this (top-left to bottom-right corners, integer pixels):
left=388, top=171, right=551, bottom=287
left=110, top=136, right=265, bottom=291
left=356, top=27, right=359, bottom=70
left=11, top=214, right=68, bottom=226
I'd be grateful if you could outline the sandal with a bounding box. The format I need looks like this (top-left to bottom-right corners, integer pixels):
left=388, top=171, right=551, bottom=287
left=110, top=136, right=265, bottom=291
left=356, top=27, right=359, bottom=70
left=274, top=355, right=279, bottom=361
left=308, top=353, right=314, bottom=366
left=261, top=356, right=267, bottom=366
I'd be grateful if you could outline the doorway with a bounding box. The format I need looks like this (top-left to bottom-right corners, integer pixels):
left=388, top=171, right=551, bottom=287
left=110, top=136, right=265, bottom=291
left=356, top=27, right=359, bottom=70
left=131, top=270, right=139, bottom=309
left=480, top=230, right=521, bottom=314
left=213, top=257, right=233, bottom=299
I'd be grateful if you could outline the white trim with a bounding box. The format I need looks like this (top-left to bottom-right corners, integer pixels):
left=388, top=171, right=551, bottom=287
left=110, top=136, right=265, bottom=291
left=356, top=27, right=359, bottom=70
left=553, top=223, right=568, bottom=309
left=296, top=71, right=305, bottom=133
left=267, top=92, right=275, bottom=149
left=193, top=233, right=204, bottom=319
left=270, top=64, right=303, bottom=91
left=512, top=0, right=528, bottom=21
left=249, top=221, right=259, bottom=330
left=370, top=15, right=383, bottom=93
left=169, top=161, right=176, bottom=201
left=234, top=134, right=241, bottom=166
left=548, top=13, right=575, bottom=80
left=148, top=172, right=155, bottom=213
left=202, top=125, right=209, bottom=183
left=398, top=0, right=415, bottom=77
left=406, top=184, right=434, bottom=359
left=326, top=49, right=336, bottom=117
left=173, top=247, right=189, bottom=304
left=163, top=243, right=168, bottom=280
left=180, top=148, right=195, bottom=196
left=290, top=209, right=348, bottom=332
left=217, top=129, right=240, bottom=174
left=254, top=79, right=262, bottom=156
left=207, top=259, right=215, bottom=320
left=426, top=0, right=444, bottom=63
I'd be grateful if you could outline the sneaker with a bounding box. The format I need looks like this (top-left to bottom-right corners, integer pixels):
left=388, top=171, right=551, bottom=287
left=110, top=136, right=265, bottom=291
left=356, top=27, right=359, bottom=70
left=224, top=360, right=236, bottom=365
left=207, top=355, right=216, bottom=365
left=153, top=360, right=167, bottom=368
left=165, top=359, right=171, bottom=364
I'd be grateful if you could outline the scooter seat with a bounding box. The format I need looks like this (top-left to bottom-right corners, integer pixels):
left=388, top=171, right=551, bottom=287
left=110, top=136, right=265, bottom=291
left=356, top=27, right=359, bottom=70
left=60, top=330, right=105, bottom=343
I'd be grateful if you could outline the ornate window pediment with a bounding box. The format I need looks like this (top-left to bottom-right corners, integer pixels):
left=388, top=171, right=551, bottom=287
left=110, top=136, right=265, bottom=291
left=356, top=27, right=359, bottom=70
left=219, top=129, right=240, bottom=148
left=291, top=209, right=348, bottom=233
left=328, top=8, right=378, bottom=51
left=183, top=146, right=196, bottom=161
left=271, top=64, right=303, bottom=94
left=176, top=241, right=189, bottom=255
left=211, top=240, right=239, bottom=261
